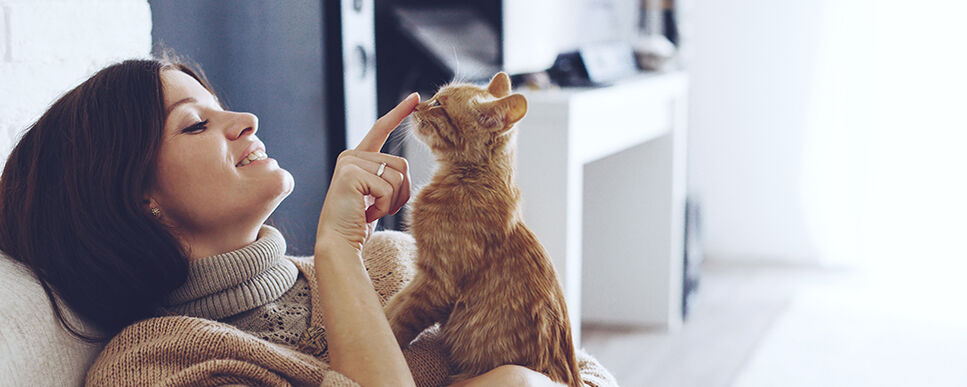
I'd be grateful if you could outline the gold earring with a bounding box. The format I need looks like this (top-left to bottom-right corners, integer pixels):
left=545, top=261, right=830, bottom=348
left=150, top=207, right=161, bottom=218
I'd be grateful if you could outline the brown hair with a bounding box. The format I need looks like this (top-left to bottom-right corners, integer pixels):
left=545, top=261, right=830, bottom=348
left=0, top=58, right=216, bottom=341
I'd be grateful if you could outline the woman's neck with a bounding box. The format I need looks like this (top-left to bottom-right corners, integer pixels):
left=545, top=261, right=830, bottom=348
left=181, top=223, right=262, bottom=260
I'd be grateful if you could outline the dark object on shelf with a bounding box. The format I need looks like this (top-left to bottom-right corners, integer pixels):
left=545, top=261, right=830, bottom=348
left=376, top=1, right=503, bottom=230
left=547, top=51, right=593, bottom=87
left=393, top=6, right=500, bottom=82
left=547, top=43, right=639, bottom=87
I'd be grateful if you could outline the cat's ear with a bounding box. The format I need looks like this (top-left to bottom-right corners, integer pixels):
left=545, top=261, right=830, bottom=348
left=487, top=72, right=512, bottom=97
left=491, top=93, right=527, bottom=126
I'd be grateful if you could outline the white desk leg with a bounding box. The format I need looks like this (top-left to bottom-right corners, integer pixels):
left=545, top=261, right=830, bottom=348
left=580, top=89, right=687, bottom=329
left=564, top=159, right=584, bottom=346
left=581, top=133, right=684, bottom=329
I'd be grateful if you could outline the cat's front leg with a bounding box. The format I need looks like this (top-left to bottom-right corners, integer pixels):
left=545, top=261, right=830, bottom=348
left=384, top=273, right=450, bottom=348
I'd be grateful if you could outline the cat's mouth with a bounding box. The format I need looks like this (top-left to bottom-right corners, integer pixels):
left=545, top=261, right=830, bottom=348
left=411, top=102, right=438, bottom=127
left=410, top=110, right=426, bottom=127
left=414, top=100, right=434, bottom=112
left=414, top=98, right=443, bottom=112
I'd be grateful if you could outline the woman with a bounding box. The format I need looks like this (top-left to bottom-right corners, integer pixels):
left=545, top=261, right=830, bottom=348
left=0, top=58, right=615, bottom=386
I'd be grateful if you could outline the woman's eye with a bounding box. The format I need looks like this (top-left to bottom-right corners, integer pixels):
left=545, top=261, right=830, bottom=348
left=182, top=119, right=209, bottom=134
left=432, top=100, right=441, bottom=107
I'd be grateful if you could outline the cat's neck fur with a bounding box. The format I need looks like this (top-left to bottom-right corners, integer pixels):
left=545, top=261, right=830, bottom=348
left=433, top=145, right=517, bottom=191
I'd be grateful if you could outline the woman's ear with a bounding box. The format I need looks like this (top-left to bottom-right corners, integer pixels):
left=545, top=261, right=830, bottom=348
left=487, top=72, right=512, bottom=98
left=491, top=93, right=527, bottom=125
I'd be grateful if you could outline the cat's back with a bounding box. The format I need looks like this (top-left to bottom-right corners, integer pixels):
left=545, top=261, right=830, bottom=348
left=409, top=173, right=519, bottom=233
left=498, top=220, right=562, bottom=289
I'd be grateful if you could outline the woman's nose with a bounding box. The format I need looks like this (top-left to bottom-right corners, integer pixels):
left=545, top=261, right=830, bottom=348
left=230, top=112, right=259, bottom=140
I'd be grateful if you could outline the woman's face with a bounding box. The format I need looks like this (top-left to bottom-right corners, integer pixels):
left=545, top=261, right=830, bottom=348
left=149, top=70, right=294, bottom=245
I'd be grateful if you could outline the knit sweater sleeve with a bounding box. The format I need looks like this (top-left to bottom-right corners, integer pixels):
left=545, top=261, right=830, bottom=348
left=576, top=349, right=619, bottom=387
left=85, top=316, right=359, bottom=387
left=361, top=231, right=455, bottom=386
left=288, top=232, right=455, bottom=387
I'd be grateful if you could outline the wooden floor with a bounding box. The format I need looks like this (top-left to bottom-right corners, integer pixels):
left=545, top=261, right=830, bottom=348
left=580, top=261, right=826, bottom=387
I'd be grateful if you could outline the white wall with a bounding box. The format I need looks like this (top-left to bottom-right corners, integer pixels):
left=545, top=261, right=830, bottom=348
left=688, top=0, right=825, bottom=263
left=502, top=0, right=640, bottom=74
left=0, top=0, right=151, bottom=163
left=503, top=0, right=831, bottom=263
left=690, top=0, right=967, bottom=268
left=805, top=1, right=967, bottom=272
left=0, top=1, right=150, bottom=383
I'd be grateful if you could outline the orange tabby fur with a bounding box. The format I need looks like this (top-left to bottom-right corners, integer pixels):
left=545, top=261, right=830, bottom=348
left=385, top=72, right=580, bottom=386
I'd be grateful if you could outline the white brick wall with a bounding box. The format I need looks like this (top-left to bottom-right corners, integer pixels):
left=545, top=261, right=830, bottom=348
left=0, top=0, right=151, bottom=162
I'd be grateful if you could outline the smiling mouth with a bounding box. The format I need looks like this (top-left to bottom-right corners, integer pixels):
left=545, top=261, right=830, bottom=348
left=236, top=149, right=268, bottom=167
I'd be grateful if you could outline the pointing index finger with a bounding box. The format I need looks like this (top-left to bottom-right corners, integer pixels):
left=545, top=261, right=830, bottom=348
left=355, top=92, right=420, bottom=152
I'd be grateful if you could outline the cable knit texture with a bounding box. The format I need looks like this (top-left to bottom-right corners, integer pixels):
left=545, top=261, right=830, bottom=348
left=165, top=225, right=299, bottom=320
left=224, top=275, right=313, bottom=348
left=85, top=227, right=618, bottom=387
left=167, top=225, right=312, bottom=348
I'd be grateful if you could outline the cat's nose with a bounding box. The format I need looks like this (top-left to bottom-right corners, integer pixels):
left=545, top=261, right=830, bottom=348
left=415, top=101, right=432, bottom=112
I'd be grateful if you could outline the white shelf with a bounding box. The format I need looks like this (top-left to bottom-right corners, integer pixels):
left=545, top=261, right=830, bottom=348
left=518, top=72, right=689, bottom=337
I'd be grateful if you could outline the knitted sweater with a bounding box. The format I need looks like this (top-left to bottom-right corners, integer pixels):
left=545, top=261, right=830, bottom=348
left=163, top=225, right=312, bottom=349
left=85, top=227, right=618, bottom=387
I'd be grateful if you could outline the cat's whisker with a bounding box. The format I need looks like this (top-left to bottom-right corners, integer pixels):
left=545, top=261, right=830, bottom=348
left=451, top=45, right=461, bottom=82
left=434, top=79, right=453, bottom=91
left=402, top=117, right=418, bottom=137
left=386, top=117, right=419, bottom=157
left=385, top=116, right=414, bottom=155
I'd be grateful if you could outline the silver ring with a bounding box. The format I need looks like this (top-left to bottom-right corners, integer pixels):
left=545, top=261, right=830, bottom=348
left=376, top=162, right=387, bottom=177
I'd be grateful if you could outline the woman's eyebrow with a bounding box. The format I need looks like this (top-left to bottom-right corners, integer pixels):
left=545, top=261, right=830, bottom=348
left=165, top=97, right=197, bottom=119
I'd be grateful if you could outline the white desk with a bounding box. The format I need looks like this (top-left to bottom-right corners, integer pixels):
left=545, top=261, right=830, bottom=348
left=404, top=72, right=689, bottom=344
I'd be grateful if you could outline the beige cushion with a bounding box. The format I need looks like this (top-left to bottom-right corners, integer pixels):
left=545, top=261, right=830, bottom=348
left=0, top=254, right=103, bottom=386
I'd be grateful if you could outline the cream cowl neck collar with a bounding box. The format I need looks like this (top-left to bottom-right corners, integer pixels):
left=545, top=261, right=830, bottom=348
left=164, top=225, right=299, bottom=320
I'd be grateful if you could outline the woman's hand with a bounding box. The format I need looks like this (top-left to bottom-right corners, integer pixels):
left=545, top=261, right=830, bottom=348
left=315, top=93, right=419, bottom=255
left=449, top=365, right=568, bottom=387
left=313, top=92, right=421, bottom=387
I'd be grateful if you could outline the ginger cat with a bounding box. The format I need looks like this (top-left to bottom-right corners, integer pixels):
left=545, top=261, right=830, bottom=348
left=385, top=72, right=580, bottom=386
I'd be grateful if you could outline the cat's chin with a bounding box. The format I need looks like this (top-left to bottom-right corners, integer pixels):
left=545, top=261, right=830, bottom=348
left=409, top=119, right=433, bottom=147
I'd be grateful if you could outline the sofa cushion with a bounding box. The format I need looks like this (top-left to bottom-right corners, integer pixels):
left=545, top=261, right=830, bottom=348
left=0, top=254, right=104, bottom=386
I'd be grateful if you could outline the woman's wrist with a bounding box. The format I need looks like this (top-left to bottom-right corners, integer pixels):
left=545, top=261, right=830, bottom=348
left=314, top=238, right=350, bottom=258
left=312, top=227, right=416, bottom=386
left=314, top=226, right=364, bottom=258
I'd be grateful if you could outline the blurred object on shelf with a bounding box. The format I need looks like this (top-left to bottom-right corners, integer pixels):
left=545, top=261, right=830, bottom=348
left=635, top=0, right=678, bottom=71
left=634, top=34, right=676, bottom=71
left=670, top=0, right=693, bottom=67
left=511, top=71, right=557, bottom=91
left=547, top=42, right=639, bottom=87
left=640, top=0, right=680, bottom=45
